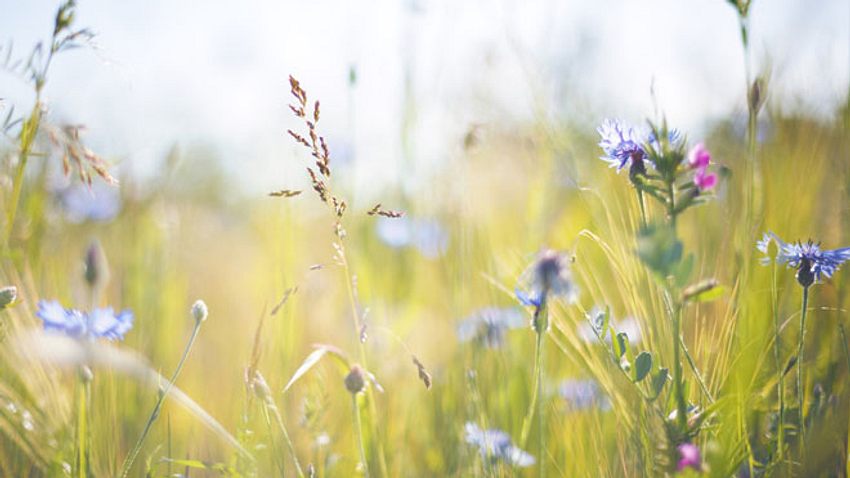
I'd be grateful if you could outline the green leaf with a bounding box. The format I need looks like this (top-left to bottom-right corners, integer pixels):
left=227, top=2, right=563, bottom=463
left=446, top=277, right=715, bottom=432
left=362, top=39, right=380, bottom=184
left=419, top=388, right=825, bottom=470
left=614, top=332, right=629, bottom=359
left=651, top=368, right=669, bottom=397
left=634, top=352, right=653, bottom=382
left=636, top=224, right=683, bottom=278
left=693, top=285, right=725, bottom=303
left=283, top=348, right=328, bottom=393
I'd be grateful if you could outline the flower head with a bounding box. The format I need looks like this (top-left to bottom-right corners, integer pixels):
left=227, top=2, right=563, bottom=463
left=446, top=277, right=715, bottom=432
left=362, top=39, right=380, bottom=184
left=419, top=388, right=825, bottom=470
left=36, top=300, right=133, bottom=341
left=515, top=250, right=579, bottom=308
left=598, top=119, right=648, bottom=173
left=559, top=379, right=611, bottom=412
left=464, top=422, right=535, bottom=467
left=457, top=307, right=525, bottom=348
left=693, top=167, right=717, bottom=191
left=687, top=143, right=711, bottom=169
left=676, top=443, right=701, bottom=472
left=757, top=232, right=850, bottom=287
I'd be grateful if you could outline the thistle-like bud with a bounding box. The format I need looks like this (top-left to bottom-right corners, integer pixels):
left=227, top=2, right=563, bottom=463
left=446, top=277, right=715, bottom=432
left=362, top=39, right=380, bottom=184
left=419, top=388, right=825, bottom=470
left=0, top=286, right=17, bottom=309
left=796, top=258, right=815, bottom=288
left=84, top=240, right=109, bottom=290
left=191, top=300, right=208, bottom=323
left=344, top=365, right=366, bottom=394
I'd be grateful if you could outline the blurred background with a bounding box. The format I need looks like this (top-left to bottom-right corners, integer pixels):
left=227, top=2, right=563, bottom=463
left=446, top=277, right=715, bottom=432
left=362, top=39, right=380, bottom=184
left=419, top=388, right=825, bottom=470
left=2, top=0, right=847, bottom=195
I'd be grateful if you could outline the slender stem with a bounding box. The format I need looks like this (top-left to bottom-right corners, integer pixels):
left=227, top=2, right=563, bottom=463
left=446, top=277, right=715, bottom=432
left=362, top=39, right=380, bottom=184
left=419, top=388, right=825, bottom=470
left=679, top=336, right=715, bottom=403
left=673, top=303, right=688, bottom=431
left=796, top=286, right=809, bottom=453
left=339, top=243, right=388, bottom=477
left=520, top=303, right=547, bottom=453
left=771, top=263, right=785, bottom=462
left=636, top=188, right=647, bottom=229
left=352, top=394, right=370, bottom=478
left=667, top=178, right=677, bottom=230
left=267, top=400, right=305, bottom=478
left=119, top=320, right=203, bottom=478
left=75, top=372, right=90, bottom=478
left=536, top=327, right=545, bottom=478
left=261, top=402, right=286, bottom=476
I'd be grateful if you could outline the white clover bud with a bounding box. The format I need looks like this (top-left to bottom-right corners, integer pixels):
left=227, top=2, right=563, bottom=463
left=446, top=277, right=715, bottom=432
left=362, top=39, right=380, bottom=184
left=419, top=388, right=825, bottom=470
left=191, top=300, right=208, bottom=323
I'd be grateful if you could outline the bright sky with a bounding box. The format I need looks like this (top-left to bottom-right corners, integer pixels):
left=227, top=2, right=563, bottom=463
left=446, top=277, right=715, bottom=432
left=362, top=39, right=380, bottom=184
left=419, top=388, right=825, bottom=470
left=1, top=0, right=848, bottom=195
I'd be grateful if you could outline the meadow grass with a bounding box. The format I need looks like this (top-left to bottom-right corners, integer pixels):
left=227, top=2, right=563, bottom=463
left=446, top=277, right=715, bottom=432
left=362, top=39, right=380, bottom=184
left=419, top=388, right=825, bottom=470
left=1, top=1, right=850, bottom=477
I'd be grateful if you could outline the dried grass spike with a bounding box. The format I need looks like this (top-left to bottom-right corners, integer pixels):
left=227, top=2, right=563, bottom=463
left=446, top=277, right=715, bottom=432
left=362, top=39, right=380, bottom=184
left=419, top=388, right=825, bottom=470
left=413, top=356, right=432, bottom=390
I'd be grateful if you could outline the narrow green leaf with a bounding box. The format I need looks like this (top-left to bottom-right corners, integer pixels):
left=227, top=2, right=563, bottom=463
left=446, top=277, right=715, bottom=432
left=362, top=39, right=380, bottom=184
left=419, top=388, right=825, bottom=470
left=283, top=348, right=328, bottom=393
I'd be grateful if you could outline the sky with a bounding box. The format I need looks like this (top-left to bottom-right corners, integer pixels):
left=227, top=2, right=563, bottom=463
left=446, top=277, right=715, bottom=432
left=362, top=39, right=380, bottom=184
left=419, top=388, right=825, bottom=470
left=1, top=0, right=848, bottom=196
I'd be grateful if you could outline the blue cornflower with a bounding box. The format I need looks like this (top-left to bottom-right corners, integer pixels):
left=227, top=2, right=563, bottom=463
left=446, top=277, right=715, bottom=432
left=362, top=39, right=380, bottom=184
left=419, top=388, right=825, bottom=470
left=36, top=300, right=133, bottom=341
left=464, top=422, right=535, bottom=467
left=515, top=250, right=579, bottom=308
left=57, top=183, right=121, bottom=223
left=597, top=119, right=647, bottom=173
left=457, top=307, right=525, bottom=348
left=559, top=379, right=611, bottom=412
left=757, top=232, right=850, bottom=287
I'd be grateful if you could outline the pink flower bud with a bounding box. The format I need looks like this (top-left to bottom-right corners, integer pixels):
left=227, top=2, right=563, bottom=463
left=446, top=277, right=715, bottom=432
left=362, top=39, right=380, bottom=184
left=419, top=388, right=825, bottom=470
left=687, top=143, right=711, bottom=169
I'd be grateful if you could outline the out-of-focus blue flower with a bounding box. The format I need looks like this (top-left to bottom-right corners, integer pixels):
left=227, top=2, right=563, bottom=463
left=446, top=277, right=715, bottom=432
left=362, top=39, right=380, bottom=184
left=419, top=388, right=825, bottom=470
left=375, top=216, right=449, bottom=258
left=376, top=216, right=412, bottom=248
left=412, top=219, right=449, bottom=258
left=457, top=307, right=525, bottom=348
left=36, top=300, right=133, bottom=341
left=597, top=119, right=647, bottom=172
left=647, top=128, right=684, bottom=153
left=578, top=307, right=642, bottom=344
left=757, top=232, right=850, bottom=287
left=57, top=183, right=121, bottom=223
left=464, top=422, right=535, bottom=468
left=559, top=379, right=611, bottom=412
left=515, top=250, right=579, bottom=308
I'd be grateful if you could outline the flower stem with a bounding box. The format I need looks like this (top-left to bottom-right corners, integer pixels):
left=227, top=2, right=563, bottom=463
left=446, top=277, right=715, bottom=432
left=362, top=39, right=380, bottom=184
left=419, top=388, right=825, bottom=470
left=673, top=303, right=688, bottom=431
left=771, top=263, right=785, bottom=462
left=796, top=286, right=809, bottom=454
left=636, top=189, right=647, bottom=229
left=339, top=242, right=388, bottom=477
left=75, top=371, right=90, bottom=478
left=119, top=319, right=203, bottom=478
left=352, top=394, right=370, bottom=478
left=520, top=302, right=546, bottom=478
left=266, top=399, right=305, bottom=478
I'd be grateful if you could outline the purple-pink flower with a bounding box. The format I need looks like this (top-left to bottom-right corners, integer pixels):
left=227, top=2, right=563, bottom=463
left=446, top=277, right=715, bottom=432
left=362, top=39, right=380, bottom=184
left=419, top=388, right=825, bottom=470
left=676, top=443, right=701, bottom=472
left=687, top=143, right=711, bottom=169
left=687, top=143, right=717, bottom=192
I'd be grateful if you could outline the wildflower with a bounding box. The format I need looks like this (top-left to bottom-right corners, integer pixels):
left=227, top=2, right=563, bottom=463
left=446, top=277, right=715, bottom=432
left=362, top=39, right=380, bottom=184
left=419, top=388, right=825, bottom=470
left=456, top=307, right=524, bottom=348
left=676, top=443, right=701, bottom=472
left=515, top=250, right=578, bottom=308
left=375, top=216, right=449, bottom=258
left=687, top=143, right=711, bottom=169
left=559, top=379, right=611, bottom=411
left=597, top=119, right=648, bottom=174
left=57, top=182, right=121, bottom=224
left=693, top=167, right=717, bottom=191
left=757, top=232, right=850, bottom=287
left=464, top=422, right=535, bottom=467
left=36, top=300, right=133, bottom=341
left=687, top=143, right=716, bottom=191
